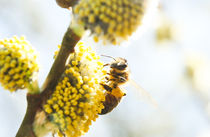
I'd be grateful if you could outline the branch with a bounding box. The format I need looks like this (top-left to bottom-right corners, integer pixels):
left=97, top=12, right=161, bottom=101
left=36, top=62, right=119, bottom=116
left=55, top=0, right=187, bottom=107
left=16, top=94, right=41, bottom=137
left=16, top=26, right=81, bottom=137
left=41, top=26, right=81, bottom=101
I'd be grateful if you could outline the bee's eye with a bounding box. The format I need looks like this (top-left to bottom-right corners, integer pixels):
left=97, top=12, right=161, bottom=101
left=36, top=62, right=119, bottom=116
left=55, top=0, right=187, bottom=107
left=117, top=64, right=127, bottom=70
left=110, top=63, right=117, bottom=68
left=121, top=64, right=127, bottom=68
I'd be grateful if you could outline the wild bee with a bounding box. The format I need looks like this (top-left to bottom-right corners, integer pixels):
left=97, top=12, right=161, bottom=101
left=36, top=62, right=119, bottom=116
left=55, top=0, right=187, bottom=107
left=99, top=56, right=129, bottom=114
left=99, top=55, right=157, bottom=115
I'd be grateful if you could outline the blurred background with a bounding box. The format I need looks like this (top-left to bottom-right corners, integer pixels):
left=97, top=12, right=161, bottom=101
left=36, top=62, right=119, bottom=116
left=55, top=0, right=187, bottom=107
left=0, top=0, right=210, bottom=137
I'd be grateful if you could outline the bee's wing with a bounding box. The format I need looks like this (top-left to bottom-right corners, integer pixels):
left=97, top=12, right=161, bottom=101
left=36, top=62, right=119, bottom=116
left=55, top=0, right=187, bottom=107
left=129, top=79, right=158, bottom=108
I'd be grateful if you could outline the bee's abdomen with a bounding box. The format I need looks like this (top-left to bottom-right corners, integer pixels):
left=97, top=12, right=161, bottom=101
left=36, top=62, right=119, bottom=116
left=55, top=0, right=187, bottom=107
left=99, top=93, right=121, bottom=115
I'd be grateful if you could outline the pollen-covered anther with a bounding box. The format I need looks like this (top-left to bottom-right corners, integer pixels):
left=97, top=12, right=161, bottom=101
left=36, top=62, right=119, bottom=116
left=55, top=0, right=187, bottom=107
left=73, top=0, right=147, bottom=45
left=43, top=42, right=106, bottom=137
left=0, top=36, right=39, bottom=92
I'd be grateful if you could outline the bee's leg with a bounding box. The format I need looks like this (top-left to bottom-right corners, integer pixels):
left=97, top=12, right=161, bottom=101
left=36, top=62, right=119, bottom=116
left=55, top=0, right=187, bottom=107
left=107, top=73, right=112, bottom=75
left=100, top=84, right=112, bottom=92
left=123, top=93, right=126, bottom=96
left=109, top=78, right=117, bottom=82
left=109, top=78, right=119, bottom=84
left=108, top=73, right=126, bottom=81
left=105, top=76, right=109, bottom=80
left=103, top=63, right=110, bottom=67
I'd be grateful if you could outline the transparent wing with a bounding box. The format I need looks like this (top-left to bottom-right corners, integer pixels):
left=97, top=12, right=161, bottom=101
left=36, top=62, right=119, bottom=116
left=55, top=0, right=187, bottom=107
left=129, top=79, right=158, bottom=108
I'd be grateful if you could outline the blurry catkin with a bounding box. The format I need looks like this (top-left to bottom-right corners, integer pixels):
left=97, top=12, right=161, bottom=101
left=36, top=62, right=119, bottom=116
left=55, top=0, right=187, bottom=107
left=155, top=12, right=176, bottom=44
left=73, top=0, right=148, bottom=45
left=0, top=36, right=39, bottom=92
left=43, top=42, right=106, bottom=137
left=156, top=23, right=174, bottom=43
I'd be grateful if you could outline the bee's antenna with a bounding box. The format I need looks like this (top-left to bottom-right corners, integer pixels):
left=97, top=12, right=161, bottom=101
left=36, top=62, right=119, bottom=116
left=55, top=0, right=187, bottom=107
left=101, top=55, right=116, bottom=61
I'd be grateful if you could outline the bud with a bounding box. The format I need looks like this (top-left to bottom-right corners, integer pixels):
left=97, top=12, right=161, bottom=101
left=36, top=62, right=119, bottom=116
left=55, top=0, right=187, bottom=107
left=73, top=0, right=149, bottom=45
left=43, top=42, right=106, bottom=137
left=56, top=0, right=78, bottom=8
left=0, top=36, right=39, bottom=92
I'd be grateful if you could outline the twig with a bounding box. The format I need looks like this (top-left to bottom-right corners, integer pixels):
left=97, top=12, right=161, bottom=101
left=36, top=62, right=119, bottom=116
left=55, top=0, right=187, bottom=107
left=15, top=94, right=41, bottom=137
left=16, top=26, right=81, bottom=137
left=41, top=26, right=80, bottom=102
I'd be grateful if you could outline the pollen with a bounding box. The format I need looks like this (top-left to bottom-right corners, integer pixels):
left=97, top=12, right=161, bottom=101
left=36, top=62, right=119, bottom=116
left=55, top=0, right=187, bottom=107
left=73, top=0, right=148, bottom=45
left=54, top=45, right=61, bottom=59
left=43, top=42, right=106, bottom=137
left=0, top=36, right=39, bottom=92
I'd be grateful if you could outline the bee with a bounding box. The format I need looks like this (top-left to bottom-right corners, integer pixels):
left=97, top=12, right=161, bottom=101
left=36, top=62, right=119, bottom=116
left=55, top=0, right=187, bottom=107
left=99, top=56, right=129, bottom=114
left=99, top=55, right=157, bottom=115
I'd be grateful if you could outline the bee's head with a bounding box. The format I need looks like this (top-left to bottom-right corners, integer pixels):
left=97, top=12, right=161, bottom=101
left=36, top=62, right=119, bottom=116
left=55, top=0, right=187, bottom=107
left=110, top=57, right=128, bottom=70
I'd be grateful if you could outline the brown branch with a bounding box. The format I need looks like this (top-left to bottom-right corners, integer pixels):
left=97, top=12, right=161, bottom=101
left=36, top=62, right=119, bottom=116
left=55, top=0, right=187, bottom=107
left=16, top=94, right=41, bottom=137
left=41, top=27, right=81, bottom=102
left=16, top=26, right=81, bottom=137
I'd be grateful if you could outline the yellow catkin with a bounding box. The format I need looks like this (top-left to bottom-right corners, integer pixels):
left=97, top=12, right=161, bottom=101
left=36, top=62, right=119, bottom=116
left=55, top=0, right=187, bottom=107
left=73, top=0, right=147, bottom=45
left=44, top=42, right=106, bottom=137
left=0, top=36, right=39, bottom=92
